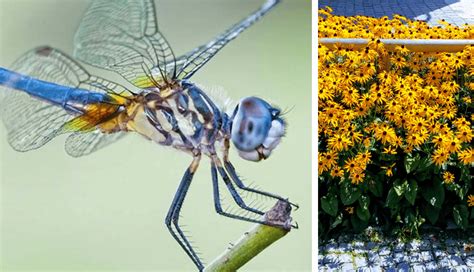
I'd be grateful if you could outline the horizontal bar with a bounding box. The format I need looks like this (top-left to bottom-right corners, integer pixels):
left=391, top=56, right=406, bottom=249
left=319, top=38, right=474, bottom=52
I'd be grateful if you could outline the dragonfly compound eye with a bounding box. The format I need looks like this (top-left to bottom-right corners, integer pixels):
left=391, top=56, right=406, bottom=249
left=231, top=97, right=285, bottom=161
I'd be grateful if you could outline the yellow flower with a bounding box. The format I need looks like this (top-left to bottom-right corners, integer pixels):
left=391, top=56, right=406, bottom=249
left=408, top=117, right=427, bottom=132
left=393, top=136, right=403, bottom=148
left=381, top=163, right=396, bottom=177
left=406, top=133, right=426, bottom=147
left=320, top=151, right=338, bottom=172
left=348, top=130, right=363, bottom=143
left=456, top=128, right=473, bottom=143
left=323, top=107, right=341, bottom=127
left=450, top=56, right=464, bottom=70
left=468, top=195, right=474, bottom=207
left=374, top=125, right=397, bottom=145
left=350, top=170, right=365, bottom=185
left=458, top=148, right=474, bottom=165
left=345, top=207, right=354, bottom=214
left=318, top=160, right=325, bottom=175
left=356, top=150, right=372, bottom=165
left=432, top=148, right=450, bottom=166
left=318, top=9, right=473, bottom=185
left=395, top=45, right=410, bottom=54
left=432, top=134, right=448, bottom=148
left=390, top=55, right=407, bottom=69
left=383, top=146, right=397, bottom=155
left=442, top=171, right=455, bottom=184
left=330, top=166, right=344, bottom=178
left=327, top=134, right=351, bottom=152
left=441, top=80, right=459, bottom=93
left=344, top=157, right=363, bottom=174
left=453, top=117, right=471, bottom=129
left=363, top=137, right=372, bottom=148
left=444, top=137, right=461, bottom=154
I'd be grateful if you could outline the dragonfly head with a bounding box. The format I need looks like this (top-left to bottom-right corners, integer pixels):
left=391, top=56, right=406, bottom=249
left=230, top=97, right=285, bottom=162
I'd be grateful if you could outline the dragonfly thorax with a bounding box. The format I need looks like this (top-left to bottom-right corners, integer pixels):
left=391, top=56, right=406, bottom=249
left=126, top=82, right=227, bottom=155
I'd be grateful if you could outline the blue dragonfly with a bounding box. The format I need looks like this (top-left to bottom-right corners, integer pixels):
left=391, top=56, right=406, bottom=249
left=0, top=0, right=297, bottom=270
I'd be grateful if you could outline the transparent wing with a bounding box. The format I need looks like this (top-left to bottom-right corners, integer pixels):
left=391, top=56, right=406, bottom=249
left=65, top=130, right=126, bottom=157
left=173, top=0, right=280, bottom=80
left=74, top=0, right=176, bottom=88
left=0, top=46, right=129, bottom=155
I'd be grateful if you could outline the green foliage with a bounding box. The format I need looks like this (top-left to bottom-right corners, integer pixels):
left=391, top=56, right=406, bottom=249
left=319, top=148, right=474, bottom=238
left=321, top=193, right=338, bottom=217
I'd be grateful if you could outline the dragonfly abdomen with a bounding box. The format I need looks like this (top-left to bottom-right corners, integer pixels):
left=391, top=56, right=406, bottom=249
left=0, top=67, right=111, bottom=113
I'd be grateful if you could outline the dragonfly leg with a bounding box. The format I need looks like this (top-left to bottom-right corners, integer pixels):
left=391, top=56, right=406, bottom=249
left=211, top=163, right=268, bottom=225
left=165, top=154, right=204, bottom=271
left=211, top=156, right=265, bottom=216
left=224, top=160, right=299, bottom=210
left=211, top=162, right=292, bottom=228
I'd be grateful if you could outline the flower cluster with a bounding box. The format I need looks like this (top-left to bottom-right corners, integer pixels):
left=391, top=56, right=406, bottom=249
left=319, top=6, right=473, bottom=39
left=318, top=7, right=473, bottom=234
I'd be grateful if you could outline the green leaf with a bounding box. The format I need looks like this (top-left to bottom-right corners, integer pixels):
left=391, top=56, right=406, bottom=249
left=415, top=157, right=432, bottom=174
left=394, top=183, right=406, bottom=196
left=453, top=205, right=468, bottom=229
left=359, top=195, right=370, bottom=210
left=421, top=178, right=445, bottom=208
left=460, top=167, right=471, bottom=183
left=393, top=179, right=409, bottom=197
left=405, top=179, right=418, bottom=205
left=321, top=194, right=338, bottom=217
left=357, top=195, right=371, bottom=222
left=351, top=214, right=368, bottom=232
left=421, top=202, right=440, bottom=224
left=386, top=187, right=402, bottom=209
left=340, top=183, right=361, bottom=205
left=330, top=213, right=343, bottom=229
left=367, top=179, right=383, bottom=197
left=357, top=205, right=370, bottom=222
left=457, top=184, right=468, bottom=199
left=318, top=221, right=325, bottom=237
left=404, top=209, right=415, bottom=224
left=404, top=155, right=414, bottom=174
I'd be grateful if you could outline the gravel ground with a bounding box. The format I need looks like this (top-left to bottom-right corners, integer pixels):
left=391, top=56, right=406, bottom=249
left=319, top=227, right=474, bottom=271
left=318, top=0, right=474, bottom=27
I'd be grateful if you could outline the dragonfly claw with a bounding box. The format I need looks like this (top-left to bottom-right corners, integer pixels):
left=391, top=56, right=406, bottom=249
left=291, top=222, right=299, bottom=229
left=285, top=198, right=299, bottom=211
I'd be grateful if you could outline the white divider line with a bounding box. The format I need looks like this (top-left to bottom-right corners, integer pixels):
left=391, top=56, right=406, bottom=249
left=319, top=38, right=474, bottom=52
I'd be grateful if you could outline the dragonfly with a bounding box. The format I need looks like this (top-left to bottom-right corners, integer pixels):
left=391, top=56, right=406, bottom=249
left=0, top=0, right=297, bottom=270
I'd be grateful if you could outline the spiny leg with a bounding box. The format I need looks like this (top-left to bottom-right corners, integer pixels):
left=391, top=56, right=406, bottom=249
left=165, top=154, right=203, bottom=271
left=211, top=161, right=298, bottom=229
left=211, top=155, right=265, bottom=216
left=221, top=138, right=298, bottom=210
left=211, top=163, right=276, bottom=226
left=224, top=160, right=299, bottom=210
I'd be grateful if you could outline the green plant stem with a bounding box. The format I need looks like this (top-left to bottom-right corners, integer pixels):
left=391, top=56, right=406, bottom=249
left=204, top=200, right=293, bottom=272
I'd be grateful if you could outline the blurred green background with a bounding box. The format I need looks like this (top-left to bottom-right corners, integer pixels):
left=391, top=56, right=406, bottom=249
left=0, top=0, right=310, bottom=271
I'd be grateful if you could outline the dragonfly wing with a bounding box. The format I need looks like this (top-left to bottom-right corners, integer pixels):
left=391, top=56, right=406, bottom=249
left=1, top=90, right=71, bottom=152
left=0, top=47, right=87, bottom=151
left=74, top=0, right=176, bottom=87
left=173, top=0, right=280, bottom=80
left=65, top=130, right=127, bottom=157
left=0, top=46, right=130, bottom=155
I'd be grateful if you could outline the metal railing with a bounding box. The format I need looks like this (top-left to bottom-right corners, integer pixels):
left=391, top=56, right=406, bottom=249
left=319, top=38, right=474, bottom=52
